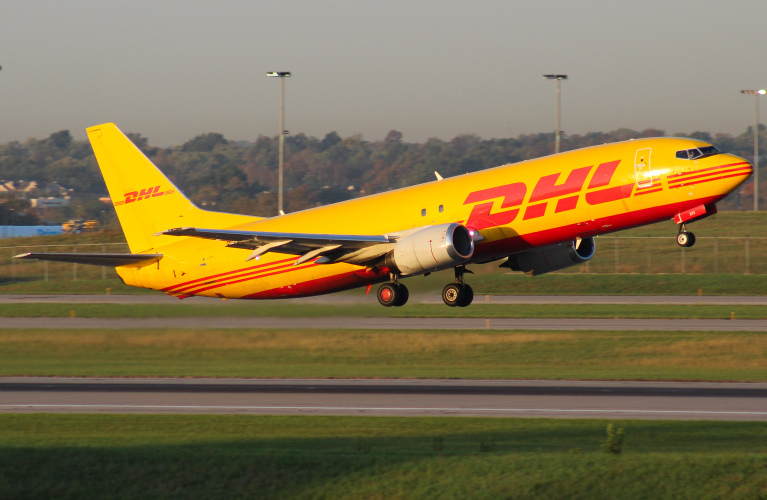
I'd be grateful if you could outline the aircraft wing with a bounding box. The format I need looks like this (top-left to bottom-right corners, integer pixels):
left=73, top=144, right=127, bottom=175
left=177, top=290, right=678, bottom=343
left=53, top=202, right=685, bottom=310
left=14, top=252, right=163, bottom=268
left=156, top=227, right=397, bottom=265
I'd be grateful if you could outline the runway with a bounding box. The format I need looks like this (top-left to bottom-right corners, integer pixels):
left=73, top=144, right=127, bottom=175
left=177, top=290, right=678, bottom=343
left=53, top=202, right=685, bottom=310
left=4, top=316, right=767, bottom=331
left=3, top=293, right=767, bottom=305
left=1, top=377, right=765, bottom=420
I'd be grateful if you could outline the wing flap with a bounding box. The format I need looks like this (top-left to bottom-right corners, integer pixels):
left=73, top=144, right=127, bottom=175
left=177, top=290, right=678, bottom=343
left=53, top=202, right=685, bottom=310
left=157, top=226, right=396, bottom=264
left=14, top=252, right=162, bottom=268
left=158, top=227, right=393, bottom=246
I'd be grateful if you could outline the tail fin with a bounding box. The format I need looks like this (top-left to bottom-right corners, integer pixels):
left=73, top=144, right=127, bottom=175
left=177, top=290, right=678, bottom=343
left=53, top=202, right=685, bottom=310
left=87, top=123, right=256, bottom=253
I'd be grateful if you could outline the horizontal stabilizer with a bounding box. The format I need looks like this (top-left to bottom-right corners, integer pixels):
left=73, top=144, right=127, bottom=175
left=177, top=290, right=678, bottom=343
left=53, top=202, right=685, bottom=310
left=14, top=252, right=162, bottom=268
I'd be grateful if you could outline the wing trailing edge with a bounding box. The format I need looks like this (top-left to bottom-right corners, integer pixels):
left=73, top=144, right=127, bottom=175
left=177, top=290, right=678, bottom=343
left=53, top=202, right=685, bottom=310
left=156, top=226, right=397, bottom=265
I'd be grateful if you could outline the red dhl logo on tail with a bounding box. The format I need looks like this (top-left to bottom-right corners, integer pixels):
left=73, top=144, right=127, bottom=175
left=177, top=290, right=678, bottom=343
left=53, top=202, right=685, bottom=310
left=463, top=160, right=633, bottom=230
left=114, top=186, right=175, bottom=207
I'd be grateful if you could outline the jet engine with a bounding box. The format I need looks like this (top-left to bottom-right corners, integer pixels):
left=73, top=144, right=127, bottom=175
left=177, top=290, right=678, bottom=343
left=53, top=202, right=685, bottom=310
left=384, top=223, right=474, bottom=276
left=503, top=237, right=596, bottom=276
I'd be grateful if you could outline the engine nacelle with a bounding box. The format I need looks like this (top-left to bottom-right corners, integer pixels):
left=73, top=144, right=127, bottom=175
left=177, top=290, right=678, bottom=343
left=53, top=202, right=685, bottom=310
left=503, top=237, right=596, bottom=276
left=385, top=223, right=474, bottom=276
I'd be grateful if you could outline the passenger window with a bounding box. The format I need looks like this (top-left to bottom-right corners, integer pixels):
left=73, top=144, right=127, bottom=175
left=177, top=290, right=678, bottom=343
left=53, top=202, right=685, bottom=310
left=421, top=208, right=426, bottom=217
left=439, top=205, right=444, bottom=213
left=676, top=150, right=689, bottom=160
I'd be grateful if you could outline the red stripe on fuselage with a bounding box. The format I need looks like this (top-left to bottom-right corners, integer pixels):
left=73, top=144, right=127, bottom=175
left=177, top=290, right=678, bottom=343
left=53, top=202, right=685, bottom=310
left=634, top=188, right=663, bottom=196
left=668, top=166, right=752, bottom=187
left=161, top=257, right=296, bottom=292
left=667, top=161, right=751, bottom=180
left=182, top=261, right=320, bottom=296
left=669, top=170, right=753, bottom=190
left=168, top=261, right=301, bottom=296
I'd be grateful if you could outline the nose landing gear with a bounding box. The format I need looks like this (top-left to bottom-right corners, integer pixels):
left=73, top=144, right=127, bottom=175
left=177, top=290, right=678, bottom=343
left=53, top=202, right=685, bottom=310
left=676, top=224, right=696, bottom=248
left=442, top=265, right=474, bottom=307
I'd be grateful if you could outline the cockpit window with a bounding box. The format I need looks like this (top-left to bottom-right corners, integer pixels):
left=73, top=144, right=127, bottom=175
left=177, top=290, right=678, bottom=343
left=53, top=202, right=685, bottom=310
left=697, top=146, right=721, bottom=158
left=676, top=146, right=721, bottom=160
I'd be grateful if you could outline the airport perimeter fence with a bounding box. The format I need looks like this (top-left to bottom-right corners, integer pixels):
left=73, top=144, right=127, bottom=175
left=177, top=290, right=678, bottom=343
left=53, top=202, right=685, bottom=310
left=1, top=237, right=767, bottom=282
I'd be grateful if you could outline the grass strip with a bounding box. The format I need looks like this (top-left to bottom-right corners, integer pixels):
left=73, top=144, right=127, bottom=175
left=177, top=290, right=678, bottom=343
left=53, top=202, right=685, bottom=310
left=471, top=273, right=767, bottom=296
left=0, top=328, right=765, bottom=381
left=0, top=414, right=765, bottom=499
left=0, top=279, right=151, bottom=294
left=5, top=273, right=767, bottom=296
left=3, top=302, right=767, bottom=319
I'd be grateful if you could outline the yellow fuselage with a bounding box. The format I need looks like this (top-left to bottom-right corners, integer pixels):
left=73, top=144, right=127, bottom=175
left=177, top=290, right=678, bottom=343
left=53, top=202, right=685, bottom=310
left=119, top=137, right=751, bottom=299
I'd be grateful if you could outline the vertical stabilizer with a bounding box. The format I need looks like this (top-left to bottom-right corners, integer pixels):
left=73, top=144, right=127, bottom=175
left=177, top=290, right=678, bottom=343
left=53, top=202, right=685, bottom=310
left=87, top=123, right=255, bottom=253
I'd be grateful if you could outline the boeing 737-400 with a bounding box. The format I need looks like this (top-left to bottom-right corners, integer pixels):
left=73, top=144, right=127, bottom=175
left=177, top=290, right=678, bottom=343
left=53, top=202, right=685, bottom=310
left=16, top=123, right=753, bottom=307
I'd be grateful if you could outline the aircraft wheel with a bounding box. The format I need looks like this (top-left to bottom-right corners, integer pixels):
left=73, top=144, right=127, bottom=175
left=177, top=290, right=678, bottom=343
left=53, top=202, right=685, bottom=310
left=685, top=232, right=696, bottom=247
left=393, top=283, right=409, bottom=307
left=377, top=283, right=398, bottom=307
left=442, top=283, right=466, bottom=307
left=677, top=231, right=696, bottom=248
left=457, top=284, right=474, bottom=307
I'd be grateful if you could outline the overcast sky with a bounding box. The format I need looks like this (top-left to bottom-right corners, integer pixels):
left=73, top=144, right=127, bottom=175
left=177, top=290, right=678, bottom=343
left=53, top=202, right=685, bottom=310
left=1, top=0, right=765, bottom=146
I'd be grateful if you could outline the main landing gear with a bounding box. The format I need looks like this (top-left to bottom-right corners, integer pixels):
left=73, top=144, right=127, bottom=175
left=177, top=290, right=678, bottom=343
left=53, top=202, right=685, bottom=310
left=442, top=265, right=474, bottom=308
left=676, top=224, right=696, bottom=248
left=377, top=276, right=409, bottom=307
left=376, top=266, right=475, bottom=308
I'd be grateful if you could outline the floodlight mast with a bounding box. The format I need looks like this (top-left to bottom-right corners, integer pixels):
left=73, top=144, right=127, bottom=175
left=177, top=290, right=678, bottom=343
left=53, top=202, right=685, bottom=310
left=543, top=75, right=567, bottom=154
left=741, top=89, right=766, bottom=211
left=267, top=71, right=292, bottom=214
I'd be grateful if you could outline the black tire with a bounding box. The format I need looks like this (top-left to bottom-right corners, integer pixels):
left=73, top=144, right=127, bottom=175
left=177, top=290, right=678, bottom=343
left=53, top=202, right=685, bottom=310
left=442, top=283, right=462, bottom=307
left=685, top=232, right=696, bottom=247
left=393, top=283, right=409, bottom=307
left=377, top=283, right=398, bottom=307
left=457, top=284, right=474, bottom=307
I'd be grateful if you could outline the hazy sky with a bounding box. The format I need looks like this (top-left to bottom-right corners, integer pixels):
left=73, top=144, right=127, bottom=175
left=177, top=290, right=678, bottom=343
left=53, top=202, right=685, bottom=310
left=1, top=0, right=765, bottom=146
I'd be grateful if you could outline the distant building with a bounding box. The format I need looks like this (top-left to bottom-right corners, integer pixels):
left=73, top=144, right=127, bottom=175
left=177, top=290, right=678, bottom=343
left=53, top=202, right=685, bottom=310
left=30, top=197, right=70, bottom=209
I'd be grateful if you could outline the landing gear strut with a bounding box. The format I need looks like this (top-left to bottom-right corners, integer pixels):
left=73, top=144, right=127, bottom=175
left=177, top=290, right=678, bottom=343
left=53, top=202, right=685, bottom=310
left=377, top=274, right=409, bottom=307
left=676, top=224, right=696, bottom=248
left=442, top=265, right=474, bottom=307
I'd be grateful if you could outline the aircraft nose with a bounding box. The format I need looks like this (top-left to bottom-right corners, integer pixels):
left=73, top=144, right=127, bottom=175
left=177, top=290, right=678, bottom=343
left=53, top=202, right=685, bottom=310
left=717, top=153, right=753, bottom=192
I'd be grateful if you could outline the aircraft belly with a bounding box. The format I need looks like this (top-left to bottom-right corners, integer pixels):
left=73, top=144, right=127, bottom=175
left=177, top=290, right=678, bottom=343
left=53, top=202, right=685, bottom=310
left=243, top=264, right=387, bottom=299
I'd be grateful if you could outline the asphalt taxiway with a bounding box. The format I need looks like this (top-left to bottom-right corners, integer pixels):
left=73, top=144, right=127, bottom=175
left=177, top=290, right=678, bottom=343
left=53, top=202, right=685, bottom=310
left=1, top=377, right=765, bottom=420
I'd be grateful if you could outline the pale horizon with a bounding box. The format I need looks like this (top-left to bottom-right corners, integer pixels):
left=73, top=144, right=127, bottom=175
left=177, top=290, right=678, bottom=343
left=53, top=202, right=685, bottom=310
left=1, top=1, right=765, bottom=147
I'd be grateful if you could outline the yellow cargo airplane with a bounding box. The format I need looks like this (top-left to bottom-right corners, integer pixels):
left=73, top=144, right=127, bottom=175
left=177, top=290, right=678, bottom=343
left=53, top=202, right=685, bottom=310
left=16, top=123, right=752, bottom=307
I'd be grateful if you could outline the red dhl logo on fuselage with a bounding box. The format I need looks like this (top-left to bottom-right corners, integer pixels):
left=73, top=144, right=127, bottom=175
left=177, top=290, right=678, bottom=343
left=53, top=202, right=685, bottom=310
left=463, top=160, right=633, bottom=230
left=114, top=186, right=175, bottom=207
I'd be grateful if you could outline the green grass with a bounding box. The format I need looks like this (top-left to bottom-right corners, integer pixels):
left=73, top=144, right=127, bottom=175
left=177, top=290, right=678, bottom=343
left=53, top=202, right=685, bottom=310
left=470, top=273, right=767, bottom=295
left=619, top=211, right=767, bottom=238
left=3, top=302, right=767, bottom=319
left=3, top=273, right=767, bottom=296
left=0, top=279, right=151, bottom=294
left=0, top=414, right=765, bottom=499
left=0, top=328, right=765, bottom=381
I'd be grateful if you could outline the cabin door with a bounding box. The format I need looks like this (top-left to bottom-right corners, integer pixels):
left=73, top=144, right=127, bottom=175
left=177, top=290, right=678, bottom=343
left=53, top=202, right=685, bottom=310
left=634, top=148, right=653, bottom=188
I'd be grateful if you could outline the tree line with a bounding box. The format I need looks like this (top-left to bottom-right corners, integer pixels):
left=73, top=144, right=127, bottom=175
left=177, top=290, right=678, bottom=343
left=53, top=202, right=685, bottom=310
left=0, top=125, right=764, bottom=225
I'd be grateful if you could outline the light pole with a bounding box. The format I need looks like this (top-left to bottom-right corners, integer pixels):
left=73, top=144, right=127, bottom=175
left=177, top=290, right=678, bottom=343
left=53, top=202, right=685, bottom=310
left=267, top=71, right=291, bottom=214
left=741, top=90, right=765, bottom=211
left=543, top=74, right=567, bottom=154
